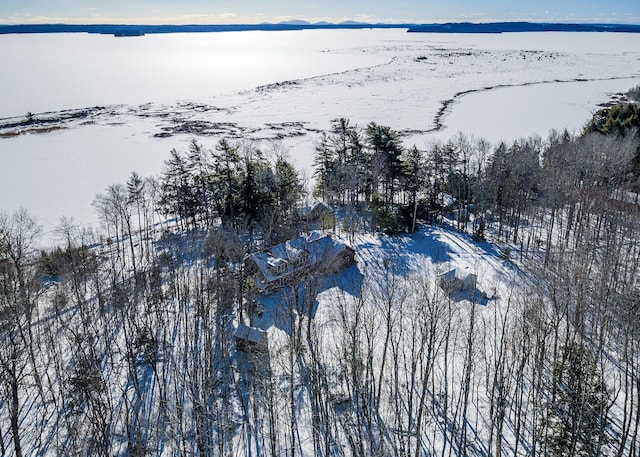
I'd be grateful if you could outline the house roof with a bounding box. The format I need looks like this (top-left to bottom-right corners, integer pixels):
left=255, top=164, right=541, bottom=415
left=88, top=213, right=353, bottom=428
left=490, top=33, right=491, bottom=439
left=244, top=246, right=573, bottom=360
left=234, top=323, right=266, bottom=345
left=299, top=200, right=333, bottom=216
left=438, top=268, right=475, bottom=278
left=438, top=269, right=477, bottom=288
left=246, top=231, right=353, bottom=285
left=437, top=192, right=456, bottom=208
left=310, top=201, right=333, bottom=213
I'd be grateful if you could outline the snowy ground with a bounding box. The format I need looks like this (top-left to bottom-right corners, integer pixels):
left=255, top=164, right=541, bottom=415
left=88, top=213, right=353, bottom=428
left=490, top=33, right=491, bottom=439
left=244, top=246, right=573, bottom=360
left=1, top=30, right=640, bottom=240
left=249, top=223, right=526, bottom=455
left=254, top=224, right=514, bottom=331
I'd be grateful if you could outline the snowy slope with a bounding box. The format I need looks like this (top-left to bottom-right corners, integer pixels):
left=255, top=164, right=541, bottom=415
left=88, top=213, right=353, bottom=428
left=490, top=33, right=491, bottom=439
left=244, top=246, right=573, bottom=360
left=250, top=224, right=528, bottom=456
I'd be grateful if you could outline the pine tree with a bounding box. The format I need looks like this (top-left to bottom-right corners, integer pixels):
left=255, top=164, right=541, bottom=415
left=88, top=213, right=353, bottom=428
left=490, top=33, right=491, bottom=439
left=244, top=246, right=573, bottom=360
left=401, top=145, right=425, bottom=232
left=366, top=122, right=403, bottom=208
left=312, top=132, right=336, bottom=203
left=158, top=149, right=200, bottom=228
left=185, top=140, right=215, bottom=227
left=211, top=139, right=241, bottom=226
left=274, top=156, right=304, bottom=225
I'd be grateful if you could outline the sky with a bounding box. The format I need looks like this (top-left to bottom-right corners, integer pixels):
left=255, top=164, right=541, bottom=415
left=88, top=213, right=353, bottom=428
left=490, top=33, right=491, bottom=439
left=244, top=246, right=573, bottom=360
left=0, top=0, right=639, bottom=25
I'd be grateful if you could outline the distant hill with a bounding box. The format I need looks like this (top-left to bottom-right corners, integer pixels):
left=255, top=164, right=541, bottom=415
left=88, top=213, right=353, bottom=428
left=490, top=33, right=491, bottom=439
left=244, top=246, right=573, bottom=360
left=0, top=21, right=639, bottom=36
left=277, top=20, right=311, bottom=26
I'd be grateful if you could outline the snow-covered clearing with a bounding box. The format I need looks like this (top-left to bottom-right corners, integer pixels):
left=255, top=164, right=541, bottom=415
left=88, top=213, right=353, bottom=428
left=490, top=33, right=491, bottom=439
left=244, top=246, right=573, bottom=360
left=250, top=224, right=527, bottom=455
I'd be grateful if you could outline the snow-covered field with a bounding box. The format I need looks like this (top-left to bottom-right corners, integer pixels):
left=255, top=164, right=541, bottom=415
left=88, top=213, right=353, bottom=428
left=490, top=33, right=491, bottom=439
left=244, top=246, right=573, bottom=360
left=1, top=29, right=640, bottom=238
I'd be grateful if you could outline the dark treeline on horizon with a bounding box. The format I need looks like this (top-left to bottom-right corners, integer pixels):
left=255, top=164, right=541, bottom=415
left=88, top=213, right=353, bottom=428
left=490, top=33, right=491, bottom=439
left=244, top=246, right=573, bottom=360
left=0, top=22, right=411, bottom=36
left=408, top=21, right=640, bottom=33
left=1, top=21, right=640, bottom=36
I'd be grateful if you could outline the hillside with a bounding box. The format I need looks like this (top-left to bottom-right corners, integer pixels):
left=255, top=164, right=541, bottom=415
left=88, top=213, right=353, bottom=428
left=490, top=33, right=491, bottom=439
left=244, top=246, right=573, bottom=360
left=2, top=107, right=640, bottom=455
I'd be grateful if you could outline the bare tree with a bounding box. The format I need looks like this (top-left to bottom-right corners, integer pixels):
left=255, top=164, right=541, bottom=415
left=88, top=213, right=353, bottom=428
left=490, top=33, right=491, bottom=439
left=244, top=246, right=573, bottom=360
left=0, top=209, right=42, bottom=457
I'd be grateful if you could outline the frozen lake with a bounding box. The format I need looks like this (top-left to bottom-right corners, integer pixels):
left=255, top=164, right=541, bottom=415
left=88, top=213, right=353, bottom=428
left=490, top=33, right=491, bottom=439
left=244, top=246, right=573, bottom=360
left=0, top=29, right=393, bottom=117
left=432, top=78, right=640, bottom=144
left=1, top=29, right=640, bottom=239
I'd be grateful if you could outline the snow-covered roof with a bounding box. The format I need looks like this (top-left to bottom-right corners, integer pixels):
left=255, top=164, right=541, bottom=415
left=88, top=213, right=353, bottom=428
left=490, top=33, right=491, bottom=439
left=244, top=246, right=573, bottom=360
left=234, top=323, right=267, bottom=345
left=307, top=230, right=324, bottom=242
left=438, top=268, right=477, bottom=290
left=307, top=234, right=344, bottom=265
left=267, top=257, right=286, bottom=268
left=437, top=192, right=456, bottom=208
left=299, top=200, right=333, bottom=216
left=611, top=188, right=640, bottom=205
left=246, top=231, right=354, bottom=287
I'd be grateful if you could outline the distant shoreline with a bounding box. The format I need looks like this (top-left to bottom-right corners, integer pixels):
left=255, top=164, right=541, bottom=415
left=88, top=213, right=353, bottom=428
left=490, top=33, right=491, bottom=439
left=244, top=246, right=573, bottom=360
left=1, top=21, right=639, bottom=36
left=0, top=23, right=407, bottom=36
left=407, top=22, right=640, bottom=34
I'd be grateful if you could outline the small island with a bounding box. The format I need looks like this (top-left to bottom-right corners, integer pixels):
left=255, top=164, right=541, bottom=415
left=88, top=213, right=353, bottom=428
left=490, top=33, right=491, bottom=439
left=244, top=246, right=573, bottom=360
left=113, top=29, right=145, bottom=37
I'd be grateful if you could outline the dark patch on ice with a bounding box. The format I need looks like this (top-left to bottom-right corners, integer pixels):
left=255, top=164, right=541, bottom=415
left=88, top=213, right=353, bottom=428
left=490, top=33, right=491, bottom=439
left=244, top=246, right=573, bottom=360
left=257, top=80, right=300, bottom=92
left=0, top=106, right=110, bottom=137
left=154, top=120, right=245, bottom=137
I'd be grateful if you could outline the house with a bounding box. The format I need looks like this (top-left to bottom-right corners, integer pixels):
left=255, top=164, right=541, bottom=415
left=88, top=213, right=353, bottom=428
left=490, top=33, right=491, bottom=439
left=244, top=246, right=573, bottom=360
left=307, top=201, right=334, bottom=221
left=234, top=323, right=268, bottom=352
left=244, top=231, right=356, bottom=294
left=452, top=208, right=469, bottom=222
left=438, top=269, right=477, bottom=292
left=436, top=192, right=456, bottom=210
left=299, top=201, right=335, bottom=229
left=611, top=188, right=640, bottom=205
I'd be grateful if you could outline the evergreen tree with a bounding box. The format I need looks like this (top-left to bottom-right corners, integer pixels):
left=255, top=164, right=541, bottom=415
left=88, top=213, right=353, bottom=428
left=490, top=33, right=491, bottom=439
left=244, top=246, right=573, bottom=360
left=241, top=149, right=275, bottom=225
left=401, top=145, right=425, bottom=232
left=331, top=118, right=360, bottom=205
left=366, top=122, right=403, bottom=209
left=185, top=139, right=215, bottom=226
left=344, top=125, right=369, bottom=204
left=313, top=132, right=337, bottom=203
left=585, top=103, right=640, bottom=138
left=158, top=149, right=200, bottom=227
left=274, top=156, right=304, bottom=224
left=126, top=172, right=146, bottom=255
left=211, top=139, right=241, bottom=226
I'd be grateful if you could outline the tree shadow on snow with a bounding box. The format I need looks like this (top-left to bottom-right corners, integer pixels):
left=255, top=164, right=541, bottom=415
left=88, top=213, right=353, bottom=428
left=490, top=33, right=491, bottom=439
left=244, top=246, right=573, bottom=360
left=252, top=264, right=364, bottom=336
left=447, top=288, right=491, bottom=306
left=358, top=228, right=456, bottom=276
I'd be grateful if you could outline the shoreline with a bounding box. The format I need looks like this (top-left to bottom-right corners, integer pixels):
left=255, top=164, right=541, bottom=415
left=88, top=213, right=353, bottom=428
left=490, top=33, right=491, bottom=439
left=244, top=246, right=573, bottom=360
left=1, top=22, right=639, bottom=36
left=429, top=75, right=640, bottom=134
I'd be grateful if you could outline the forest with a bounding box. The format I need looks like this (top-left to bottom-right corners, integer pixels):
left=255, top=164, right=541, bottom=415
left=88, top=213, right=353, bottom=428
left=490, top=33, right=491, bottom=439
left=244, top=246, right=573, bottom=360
left=1, top=96, right=640, bottom=456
